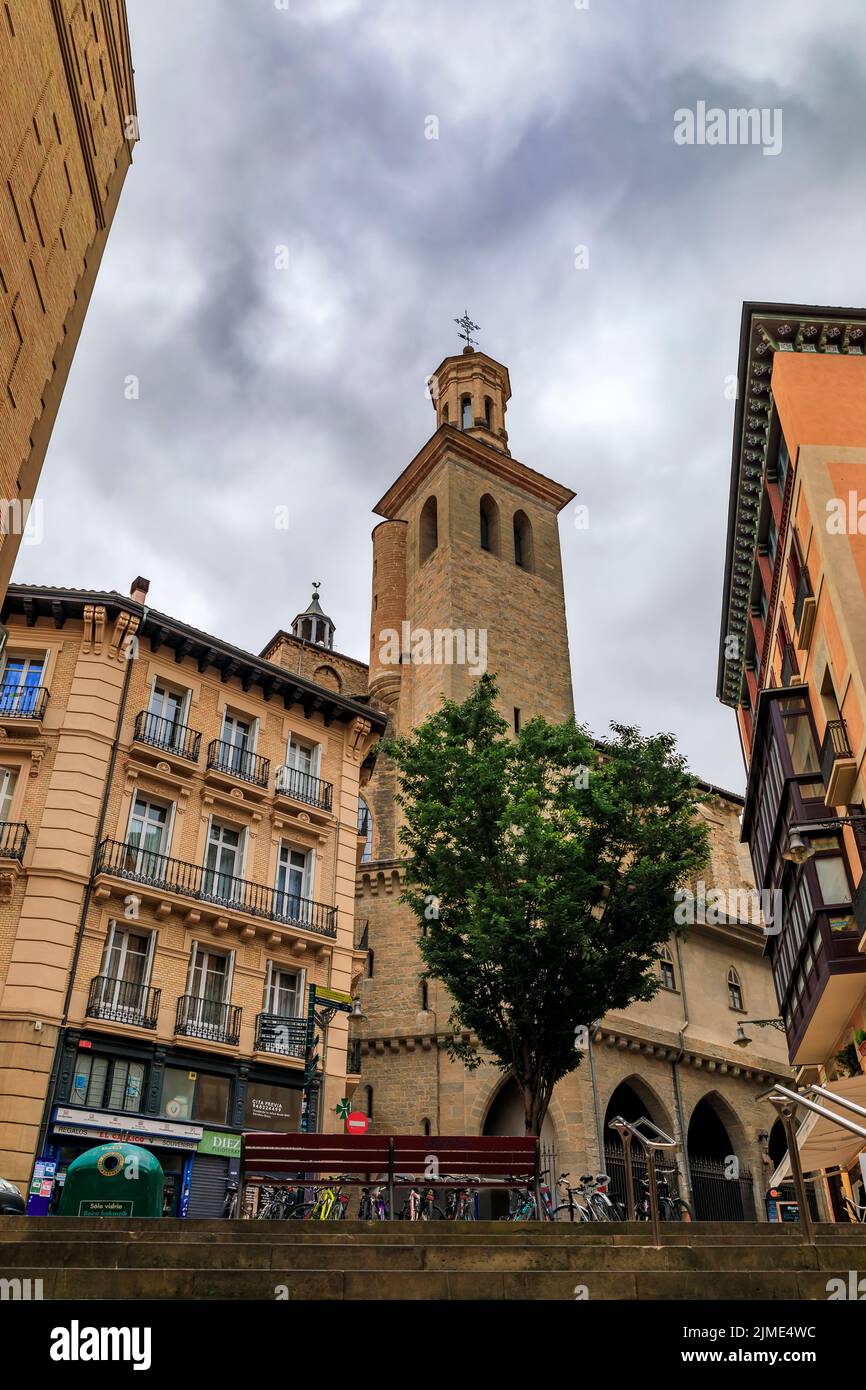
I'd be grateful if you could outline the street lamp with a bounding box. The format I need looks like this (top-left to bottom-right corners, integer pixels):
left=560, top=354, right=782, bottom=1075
left=734, top=1017, right=786, bottom=1047
left=783, top=813, right=866, bottom=864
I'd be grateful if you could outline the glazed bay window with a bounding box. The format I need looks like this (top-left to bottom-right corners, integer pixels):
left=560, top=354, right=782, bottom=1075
left=779, top=698, right=821, bottom=777
left=70, top=1054, right=145, bottom=1113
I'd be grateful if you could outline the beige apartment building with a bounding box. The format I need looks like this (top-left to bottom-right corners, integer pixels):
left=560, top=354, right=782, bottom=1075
left=0, top=579, right=384, bottom=1212
left=0, top=1, right=136, bottom=602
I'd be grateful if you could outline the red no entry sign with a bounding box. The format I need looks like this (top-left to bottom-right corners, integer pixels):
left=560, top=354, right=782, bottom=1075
left=345, top=1111, right=369, bottom=1134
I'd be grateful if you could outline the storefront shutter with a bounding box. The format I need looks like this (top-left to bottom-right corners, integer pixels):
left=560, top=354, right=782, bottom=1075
left=187, top=1154, right=229, bottom=1218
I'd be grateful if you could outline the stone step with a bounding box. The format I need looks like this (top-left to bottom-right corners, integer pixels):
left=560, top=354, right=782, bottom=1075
left=1, top=1265, right=856, bottom=1300
left=2, top=1238, right=866, bottom=1272
left=3, top=1218, right=861, bottom=1245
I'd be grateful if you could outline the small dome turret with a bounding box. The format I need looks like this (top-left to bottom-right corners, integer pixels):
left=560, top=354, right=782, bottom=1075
left=291, top=582, right=335, bottom=649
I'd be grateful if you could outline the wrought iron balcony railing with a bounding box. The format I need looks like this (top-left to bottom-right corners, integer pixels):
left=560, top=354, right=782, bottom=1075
left=255, top=1012, right=306, bottom=1057
left=95, top=838, right=338, bottom=937
left=347, top=1041, right=362, bottom=1075
left=0, top=684, right=49, bottom=720
left=206, top=738, right=270, bottom=788
left=175, top=994, right=241, bottom=1045
left=0, top=821, right=29, bottom=861
left=133, top=710, right=201, bottom=762
left=274, top=764, right=333, bottom=811
left=821, top=718, right=854, bottom=787
left=86, top=975, right=161, bottom=1029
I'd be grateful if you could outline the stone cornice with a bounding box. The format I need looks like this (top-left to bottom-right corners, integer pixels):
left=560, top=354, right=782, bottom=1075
left=373, top=425, right=576, bottom=519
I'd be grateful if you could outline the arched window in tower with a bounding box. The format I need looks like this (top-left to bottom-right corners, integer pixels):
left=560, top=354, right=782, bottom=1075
left=461, top=395, right=473, bottom=430
left=479, top=494, right=500, bottom=556
left=419, top=495, right=438, bottom=564
left=513, top=510, right=534, bottom=572
left=442, top=403, right=449, bottom=423
left=659, top=945, right=676, bottom=991
left=727, top=967, right=744, bottom=1011
left=358, top=796, right=373, bottom=863
left=484, top=396, right=493, bottom=428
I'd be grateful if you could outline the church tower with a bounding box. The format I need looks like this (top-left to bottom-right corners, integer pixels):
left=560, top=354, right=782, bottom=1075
left=355, top=334, right=577, bottom=1130
left=366, top=338, right=576, bottom=866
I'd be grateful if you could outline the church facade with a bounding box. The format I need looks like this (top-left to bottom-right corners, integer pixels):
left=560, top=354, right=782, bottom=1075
left=341, top=340, right=793, bottom=1218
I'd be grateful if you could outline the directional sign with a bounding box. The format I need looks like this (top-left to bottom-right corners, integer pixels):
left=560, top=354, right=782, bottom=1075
left=315, top=986, right=353, bottom=1008
left=345, top=1111, right=369, bottom=1135
left=335, top=1099, right=351, bottom=1120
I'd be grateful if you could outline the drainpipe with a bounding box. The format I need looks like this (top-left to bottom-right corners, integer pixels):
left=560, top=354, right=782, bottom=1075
left=672, top=934, right=695, bottom=1210
left=588, top=1022, right=605, bottom=1168
left=32, top=614, right=139, bottom=1166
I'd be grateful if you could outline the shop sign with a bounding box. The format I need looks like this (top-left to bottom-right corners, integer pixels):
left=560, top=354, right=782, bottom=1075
left=53, top=1124, right=199, bottom=1152
left=55, top=1106, right=202, bottom=1143
left=198, top=1130, right=242, bottom=1158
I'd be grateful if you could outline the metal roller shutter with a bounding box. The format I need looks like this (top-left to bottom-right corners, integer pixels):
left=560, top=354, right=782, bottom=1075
left=187, top=1154, right=229, bottom=1218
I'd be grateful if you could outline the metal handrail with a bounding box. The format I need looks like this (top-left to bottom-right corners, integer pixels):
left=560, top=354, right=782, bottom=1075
left=607, top=1114, right=678, bottom=1246
left=759, top=1082, right=866, bottom=1245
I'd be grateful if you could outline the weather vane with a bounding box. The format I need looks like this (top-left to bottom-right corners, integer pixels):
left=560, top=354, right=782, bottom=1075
left=454, top=311, right=480, bottom=350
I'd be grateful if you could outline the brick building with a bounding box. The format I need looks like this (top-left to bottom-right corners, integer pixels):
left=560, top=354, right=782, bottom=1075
left=0, top=578, right=384, bottom=1212
left=717, top=301, right=866, bottom=1218
left=0, top=2, right=136, bottom=602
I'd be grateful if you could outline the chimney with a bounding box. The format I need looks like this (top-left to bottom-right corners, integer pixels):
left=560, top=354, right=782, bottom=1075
left=130, top=576, right=150, bottom=604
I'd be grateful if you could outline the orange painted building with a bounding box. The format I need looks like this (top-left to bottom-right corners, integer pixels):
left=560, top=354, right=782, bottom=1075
left=717, top=302, right=866, bottom=1209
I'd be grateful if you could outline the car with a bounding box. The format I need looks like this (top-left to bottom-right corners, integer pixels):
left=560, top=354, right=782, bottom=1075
left=0, top=1178, right=26, bottom=1215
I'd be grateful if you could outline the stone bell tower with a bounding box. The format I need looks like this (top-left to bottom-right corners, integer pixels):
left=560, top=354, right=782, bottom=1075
left=355, top=336, right=577, bottom=1121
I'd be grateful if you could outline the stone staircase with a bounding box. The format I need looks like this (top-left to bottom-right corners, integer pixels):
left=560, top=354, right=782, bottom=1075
left=2, top=1218, right=866, bottom=1299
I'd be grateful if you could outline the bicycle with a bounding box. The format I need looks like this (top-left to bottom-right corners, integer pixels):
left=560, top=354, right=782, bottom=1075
left=401, top=1184, right=445, bottom=1220
left=550, top=1172, right=591, bottom=1223
left=635, top=1168, right=692, bottom=1222
left=221, top=1180, right=238, bottom=1219
left=842, top=1194, right=866, bottom=1223
left=358, top=1184, right=389, bottom=1220
left=574, top=1172, right=619, bottom=1221
left=504, top=1171, right=554, bottom=1221
left=293, top=1177, right=350, bottom=1221
left=444, top=1176, right=478, bottom=1221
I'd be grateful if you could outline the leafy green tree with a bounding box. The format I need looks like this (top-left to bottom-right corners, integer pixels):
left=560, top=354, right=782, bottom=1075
left=386, top=674, right=708, bottom=1135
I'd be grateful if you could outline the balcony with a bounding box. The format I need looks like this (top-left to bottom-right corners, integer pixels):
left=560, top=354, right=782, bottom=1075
left=820, top=718, right=858, bottom=807
left=95, top=838, right=338, bottom=938
left=86, top=975, right=161, bottom=1029
left=0, top=683, right=49, bottom=730
left=132, top=710, right=201, bottom=765
left=783, top=909, right=865, bottom=1065
left=206, top=738, right=269, bottom=791
left=0, top=821, right=28, bottom=861
left=794, top=567, right=816, bottom=650
left=175, top=994, right=241, bottom=1045
left=275, top=764, right=333, bottom=812
left=255, top=1012, right=306, bottom=1058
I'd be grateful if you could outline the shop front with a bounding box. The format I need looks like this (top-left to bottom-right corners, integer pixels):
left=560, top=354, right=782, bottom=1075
left=37, top=1106, right=203, bottom=1217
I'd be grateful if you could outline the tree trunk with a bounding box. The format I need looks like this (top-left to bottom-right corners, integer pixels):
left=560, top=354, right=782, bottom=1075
left=519, top=1074, right=551, bottom=1137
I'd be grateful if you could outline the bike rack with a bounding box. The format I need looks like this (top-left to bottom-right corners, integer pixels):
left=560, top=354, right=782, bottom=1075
left=608, top=1114, right=680, bottom=1247
left=758, top=1082, right=866, bottom=1246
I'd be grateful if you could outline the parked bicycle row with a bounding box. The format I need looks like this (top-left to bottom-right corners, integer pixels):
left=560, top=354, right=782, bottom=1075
left=251, top=1167, right=692, bottom=1222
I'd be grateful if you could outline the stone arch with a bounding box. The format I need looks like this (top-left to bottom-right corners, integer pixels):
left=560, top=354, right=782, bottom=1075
left=419, top=494, right=438, bottom=563
left=313, top=664, right=342, bottom=692
left=603, top=1073, right=675, bottom=1147
left=471, top=1072, right=563, bottom=1219
left=686, top=1089, right=752, bottom=1220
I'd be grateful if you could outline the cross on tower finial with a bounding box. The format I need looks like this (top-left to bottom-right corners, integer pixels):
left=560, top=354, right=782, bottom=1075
left=454, top=311, right=480, bottom=350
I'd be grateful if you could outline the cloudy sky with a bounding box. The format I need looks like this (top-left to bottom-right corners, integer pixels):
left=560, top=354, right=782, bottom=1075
left=15, top=0, right=866, bottom=791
